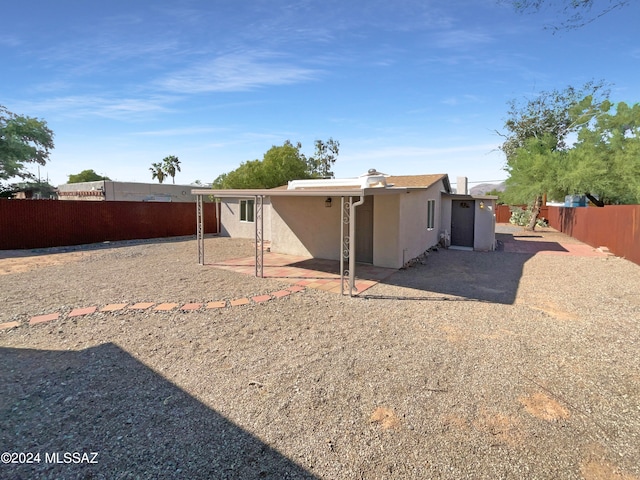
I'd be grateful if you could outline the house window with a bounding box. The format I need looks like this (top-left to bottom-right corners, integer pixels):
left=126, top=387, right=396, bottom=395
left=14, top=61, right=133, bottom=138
left=427, top=199, right=436, bottom=230
left=240, top=199, right=255, bottom=222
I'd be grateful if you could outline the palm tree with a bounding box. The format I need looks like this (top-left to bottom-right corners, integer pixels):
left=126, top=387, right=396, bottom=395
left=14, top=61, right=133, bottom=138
left=162, top=155, right=181, bottom=184
left=149, top=162, right=166, bottom=184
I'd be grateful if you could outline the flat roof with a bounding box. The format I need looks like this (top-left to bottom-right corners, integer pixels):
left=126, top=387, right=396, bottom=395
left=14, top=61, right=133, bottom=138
left=192, top=173, right=451, bottom=198
left=191, top=187, right=415, bottom=198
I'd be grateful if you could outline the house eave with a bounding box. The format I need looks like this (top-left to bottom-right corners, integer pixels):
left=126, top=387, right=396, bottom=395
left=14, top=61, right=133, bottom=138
left=191, top=187, right=411, bottom=198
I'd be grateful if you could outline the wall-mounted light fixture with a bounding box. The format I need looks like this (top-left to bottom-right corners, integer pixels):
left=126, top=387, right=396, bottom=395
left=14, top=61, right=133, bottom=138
left=479, top=201, right=485, bottom=209
left=325, top=197, right=332, bottom=208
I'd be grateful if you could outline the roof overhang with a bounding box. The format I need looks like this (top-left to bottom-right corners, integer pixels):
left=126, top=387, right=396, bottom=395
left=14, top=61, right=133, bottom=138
left=191, top=187, right=412, bottom=198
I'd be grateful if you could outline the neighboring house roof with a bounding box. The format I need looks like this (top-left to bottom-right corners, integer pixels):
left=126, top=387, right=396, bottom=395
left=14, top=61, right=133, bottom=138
left=387, top=174, right=451, bottom=192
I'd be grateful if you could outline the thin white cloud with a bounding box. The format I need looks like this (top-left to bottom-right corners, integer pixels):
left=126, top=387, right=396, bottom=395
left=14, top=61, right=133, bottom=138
left=14, top=95, right=176, bottom=120
left=158, top=51, right=321, bottom=93
left=132, top=126, right=228, bottom=137
left=441, top=94, right=483, bottom=106
left=42, top=38, right=181, bottom=76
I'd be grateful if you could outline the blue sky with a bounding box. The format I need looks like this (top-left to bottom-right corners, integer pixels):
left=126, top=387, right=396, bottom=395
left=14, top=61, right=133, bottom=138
left=2, top=0, right=639, bottom=188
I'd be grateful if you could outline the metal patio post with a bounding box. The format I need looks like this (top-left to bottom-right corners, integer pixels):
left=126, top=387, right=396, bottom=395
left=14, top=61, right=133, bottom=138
left=340, top=196, right=352, bottom=295
left=197, top=194, right=204, bottom=265
left=255, top=195, right=264, bottom=278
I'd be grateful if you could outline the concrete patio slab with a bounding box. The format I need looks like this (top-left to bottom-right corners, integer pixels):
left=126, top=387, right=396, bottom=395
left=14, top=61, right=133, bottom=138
left=252, top=295, right=272, bottom=303
left=68, top=306, right=98, bottom=317
left=100, top=303, right=128, bottom=312
left=29, top=313, right=60, bottom=325
left=128, top=302, right=155, bottom=310
left=230, top=298, right=250, bottom=306
left=206, top=301, right=227, bottom=309
left=0, top=321, right=20, bottom=330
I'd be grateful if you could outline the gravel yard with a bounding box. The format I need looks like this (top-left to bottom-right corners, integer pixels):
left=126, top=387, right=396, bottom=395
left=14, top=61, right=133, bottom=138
left=1, top=230, right=639, bottom=479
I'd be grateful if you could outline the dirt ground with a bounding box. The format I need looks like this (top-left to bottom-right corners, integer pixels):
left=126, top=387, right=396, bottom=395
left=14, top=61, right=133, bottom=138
left=1, top=231, right=639, bottom=479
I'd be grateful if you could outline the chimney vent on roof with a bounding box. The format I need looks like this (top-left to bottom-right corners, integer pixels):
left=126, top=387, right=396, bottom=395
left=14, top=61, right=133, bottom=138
left=457, top=176, right=468, bottom=195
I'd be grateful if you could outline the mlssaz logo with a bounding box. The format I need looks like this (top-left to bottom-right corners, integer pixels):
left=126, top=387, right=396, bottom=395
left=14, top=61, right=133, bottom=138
left=45, top=452, right=99, bottom=464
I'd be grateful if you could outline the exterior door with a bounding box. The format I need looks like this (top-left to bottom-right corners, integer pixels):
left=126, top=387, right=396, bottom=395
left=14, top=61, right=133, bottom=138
left=451, top=200, right=475, bottom=248
left=356, top=196, right=374, bottom=263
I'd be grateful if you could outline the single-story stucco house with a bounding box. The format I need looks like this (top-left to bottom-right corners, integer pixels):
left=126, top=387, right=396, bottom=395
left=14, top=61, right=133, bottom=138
left=193, top=170, right=496, bottom=294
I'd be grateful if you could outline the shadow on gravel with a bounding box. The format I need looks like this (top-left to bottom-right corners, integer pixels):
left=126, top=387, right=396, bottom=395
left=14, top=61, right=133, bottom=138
left=361, top=232, right=567, bottom=305
left=0, top=344, right=317, bottom=480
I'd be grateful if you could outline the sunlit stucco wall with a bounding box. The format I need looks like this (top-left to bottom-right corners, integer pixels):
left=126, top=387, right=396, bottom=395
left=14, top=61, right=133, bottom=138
left=220, top=198, right=272, bottom=241
left=270, top=196, right=341, bottom=259
left=473, top=198, right=497, bottom=251
left=372, top=195, right=401, bottom=268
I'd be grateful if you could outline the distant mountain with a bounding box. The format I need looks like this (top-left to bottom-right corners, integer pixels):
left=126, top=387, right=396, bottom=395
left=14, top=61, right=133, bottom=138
left=470, top=182, right=505, bottom=195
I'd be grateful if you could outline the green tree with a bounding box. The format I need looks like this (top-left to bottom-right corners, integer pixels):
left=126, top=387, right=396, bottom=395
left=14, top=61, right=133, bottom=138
left=67, top=169, right=111, bottom=183
left=502, top=134, right=568, bottom=205
left=499, top=81, right=607, bottom=161
left=0, top=105, right=54, bottom=183
left=213, top=142, right=311, bottom=189
left=213, top=139, right=339, bottom=189
left=486, top=188, right=505, bottom=204
left=211, top=172, right=228, bottom=189
left=262, top=143, right=311, bottom=187
left=305, top=138, right=340, bottom=178
left=506, top=0, right=630, bottom=31
left=149, top=162, right=166, bottom=184
left=565, top=99, right=640, bottom=205
left=162, top=155, right=181, bottom=184
left=499, top=82, right=607, bottom=229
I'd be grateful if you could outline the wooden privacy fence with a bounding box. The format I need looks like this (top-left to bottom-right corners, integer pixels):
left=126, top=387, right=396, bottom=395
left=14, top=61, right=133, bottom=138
left=546, top=205, right=640, bottom=266
left=0, top=200, right=217, bottom=250
left=496, top=203, right=639, bottom=266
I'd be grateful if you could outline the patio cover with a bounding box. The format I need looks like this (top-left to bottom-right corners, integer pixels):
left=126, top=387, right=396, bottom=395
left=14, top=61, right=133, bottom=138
left=191, top=186, right=409, bottom=296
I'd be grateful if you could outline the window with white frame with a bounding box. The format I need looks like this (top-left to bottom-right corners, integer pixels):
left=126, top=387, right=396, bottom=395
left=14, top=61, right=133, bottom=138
left=427, top=199, right=436, bottom=230
left=240, top=199, right=255, bottom=222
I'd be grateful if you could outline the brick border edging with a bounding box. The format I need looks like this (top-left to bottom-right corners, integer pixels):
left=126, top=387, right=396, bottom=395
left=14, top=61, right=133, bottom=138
left=1, top=286, right=307, bottom=332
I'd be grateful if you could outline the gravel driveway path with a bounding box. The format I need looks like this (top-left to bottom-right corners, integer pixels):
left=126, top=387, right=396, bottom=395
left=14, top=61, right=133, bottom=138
left=1, top=229, right=639, bottom=479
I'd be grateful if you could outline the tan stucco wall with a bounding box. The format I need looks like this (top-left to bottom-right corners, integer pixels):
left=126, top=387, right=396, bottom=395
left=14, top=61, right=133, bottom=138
left=399, top=192, right=428, bottom=264
left=440, top=198, right=452, bottom=240
left=372, top=182, right=444, bottom=269
left=398, top=186, right=442, bottom=263
left=220, top=198, right=272, bottom=241
left=270, top=196, right=341, bottom=259
left=473, top=199, right=497, bottom=251
left=372, top=195, right=401, bottom=268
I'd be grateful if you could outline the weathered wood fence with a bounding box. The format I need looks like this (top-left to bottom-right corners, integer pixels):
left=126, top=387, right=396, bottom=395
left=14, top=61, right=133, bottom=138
left=0, top=200, right=217, bottom=250
left=547, top=205, right=640, bottom=266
